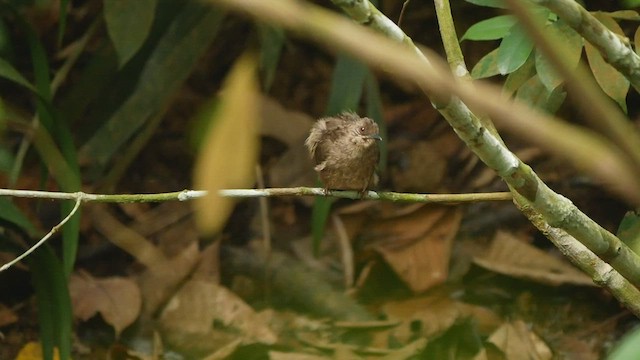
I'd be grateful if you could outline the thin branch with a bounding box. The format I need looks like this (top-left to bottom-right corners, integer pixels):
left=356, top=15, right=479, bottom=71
left=0, top=196, right=82, bottom=272
left=0, top=187, right=512, bottom=203
left=0, top=187, right=510, bottom=272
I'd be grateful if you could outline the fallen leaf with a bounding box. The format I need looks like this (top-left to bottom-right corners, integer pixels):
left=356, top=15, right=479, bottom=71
left=159, top=278, right=277, bottom=351
left=486, top=320, right=552, bottom=360
left=369, top=206, right=462, bottom=292
left=69, top=271, right=141, bottom=338
left=473, top=231, right=594, bottom=286
left=138, top=241, right=200, bottom=316
left=382, top=292, right=501, bottom=343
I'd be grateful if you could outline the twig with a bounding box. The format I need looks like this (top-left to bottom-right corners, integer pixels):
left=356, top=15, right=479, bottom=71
left=0, top=187, right=510, bottom=272
left=398, top=0, right=410, bottom=28
left=0, top=187, right=512, bottom=203
left=0, top=197, right=82, bottom=272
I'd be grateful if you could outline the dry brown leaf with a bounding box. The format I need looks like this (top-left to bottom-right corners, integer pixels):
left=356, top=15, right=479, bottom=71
left=369, top=206, right=462, bottom=292
left=159, top=278, right=277, bottom=344
left=193, top=54, right=260, bottom=235
left=138, top=241, right=200, bottom=316
left=486, top=320, right=552, bottom=360
left=69, top=271, right=141, bottom=338
left=473, top=231, right=594, bottom=286
left=382, top=292, right=501, bottom=343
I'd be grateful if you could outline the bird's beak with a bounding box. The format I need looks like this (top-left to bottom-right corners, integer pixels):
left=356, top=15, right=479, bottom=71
left=363, top=134, right=382, bottom=141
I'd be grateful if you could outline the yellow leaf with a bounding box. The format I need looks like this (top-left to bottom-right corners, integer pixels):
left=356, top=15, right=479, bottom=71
left=193, top=54, right=259, bottom=235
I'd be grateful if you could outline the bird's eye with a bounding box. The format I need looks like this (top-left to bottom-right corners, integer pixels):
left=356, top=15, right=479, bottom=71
left=360, top=126, right=366, bottom=133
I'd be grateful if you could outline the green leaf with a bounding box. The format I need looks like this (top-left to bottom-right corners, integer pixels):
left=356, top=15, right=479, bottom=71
left=609, top=325, right=640, bottom=359
left=0, top=57, right=37, bottom=92
left=584, top=13, right=630, bottom=112
left=503, top=55, right=535, bottom=97
left=516, top=74, right=566, bottom=114
left=464, top=0, right=507, bottom=9
left=635, top=26, right=640, bottom=55
left=535, top=20, right=583, bottom=92
left=497, top=24, right=534, bottom=75
left=57, top=0, right=69, bottom=45
left=461, top=15, right=516, bottom=41
left=28, top=245, right=72, bottom=360
left=0, top=198, right=39, bottom=237
left=326, top=54, right=368, bottom=115
left=258, top=24, right=285, bottom=91
left=624, top=0, right=640, bottom=8
left=104, top=0, right=157, bottom=67
left=311, top=194, right=333, bottom=257
left=80, top=3, right=224, bottom=171
left=617, top=211, right=640, bottom=255
left=471, top=48, right=500, bottom=79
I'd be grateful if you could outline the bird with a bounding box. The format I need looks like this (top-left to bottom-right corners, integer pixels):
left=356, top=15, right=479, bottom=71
left=305, top=112, right=382, bottom=195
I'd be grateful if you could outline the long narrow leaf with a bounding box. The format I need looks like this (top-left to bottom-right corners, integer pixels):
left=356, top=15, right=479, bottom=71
left=80, top=3, right=224, bottom=171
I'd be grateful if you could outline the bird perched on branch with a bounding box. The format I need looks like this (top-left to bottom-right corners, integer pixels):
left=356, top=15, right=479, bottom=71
left=305, top=112, right=382, bottom=195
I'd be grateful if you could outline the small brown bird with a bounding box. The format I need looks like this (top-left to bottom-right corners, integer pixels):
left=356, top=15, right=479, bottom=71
left=305, top=112, right=382, bottom=194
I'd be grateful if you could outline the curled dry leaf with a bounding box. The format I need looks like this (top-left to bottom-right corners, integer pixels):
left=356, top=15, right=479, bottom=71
left=193, top=54, right=260, bottom=236
left=69, top=271, right=142, bottom=338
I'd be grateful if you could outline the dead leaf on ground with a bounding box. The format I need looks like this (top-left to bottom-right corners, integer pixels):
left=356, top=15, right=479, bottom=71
left=367, top=205, right=462, bottom=292
left=382, top=292, right=502, bottom=344
left=138, top=241, right=200, bottom=316
left=473, top=231, right=594, bottom=286
left=482, top=320, right=552, bottom=360
left=69, top=271, right=142, bottom=338
left=159, top=278, right=277, bottom=354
